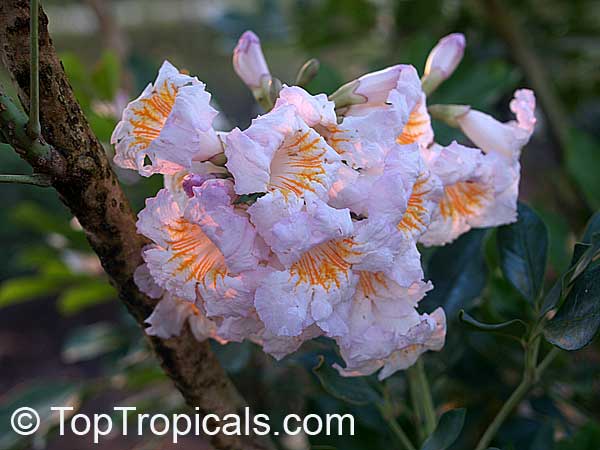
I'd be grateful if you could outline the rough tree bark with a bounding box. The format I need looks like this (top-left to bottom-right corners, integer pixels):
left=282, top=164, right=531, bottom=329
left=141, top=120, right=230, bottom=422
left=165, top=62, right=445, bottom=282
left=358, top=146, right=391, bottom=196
left=0, top=2, right=273, bottom=449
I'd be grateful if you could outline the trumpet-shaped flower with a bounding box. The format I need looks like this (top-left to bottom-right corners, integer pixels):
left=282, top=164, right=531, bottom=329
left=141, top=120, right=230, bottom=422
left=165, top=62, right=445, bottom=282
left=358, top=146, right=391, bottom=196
left=331, top=65, right=434, bottom=150
left=457, top=89, right=536, bottom=161
left=334, top=273, right=445, bottom=379
left=112, top=61, right=222, bottom=176
left=253, top=210, right=414, bottom=340
left=420, top=142, right=520, bottom=246
left=137, top=180, right=266, bottom=301
left=225, top=104, right=343, bottom=199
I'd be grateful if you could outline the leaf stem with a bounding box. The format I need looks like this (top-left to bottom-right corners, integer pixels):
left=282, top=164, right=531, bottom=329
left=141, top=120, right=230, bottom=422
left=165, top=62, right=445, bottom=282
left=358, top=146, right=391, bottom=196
left=0, top=173, right=51, bottom=186
left=27, top=0, right=40, bottom=138
left=474, top=338, right=559, bottom=450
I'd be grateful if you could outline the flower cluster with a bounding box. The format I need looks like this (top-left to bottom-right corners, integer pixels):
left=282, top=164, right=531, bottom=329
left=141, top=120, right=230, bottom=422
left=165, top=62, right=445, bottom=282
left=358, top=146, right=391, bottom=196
left=112, top=31, right=536, bottom=379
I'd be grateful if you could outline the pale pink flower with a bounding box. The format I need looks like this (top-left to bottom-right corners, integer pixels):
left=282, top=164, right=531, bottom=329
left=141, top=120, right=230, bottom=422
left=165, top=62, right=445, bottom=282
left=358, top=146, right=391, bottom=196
left=421, top=141, right=520, bottom=246
left=224, top=103, right=342, bottom=199
left=112, top=61, right=222, bottom=176
left=137, top=180, right=266, bottom=301
left=333, top=276, right=445, bottom=379
left=457, top=89, right=536, bottom=161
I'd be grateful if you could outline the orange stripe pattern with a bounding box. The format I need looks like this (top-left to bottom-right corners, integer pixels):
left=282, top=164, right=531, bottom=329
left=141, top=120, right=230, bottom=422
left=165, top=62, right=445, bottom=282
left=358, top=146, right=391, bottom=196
left=130, top=80, right=178, bottom=150
left=268, top=130, right=330, bottom=196
left=439, top=181, right=490, bottom=220
left=165, top=217, right=227, bottom=288
left=290, top=239, right=360, bottom=291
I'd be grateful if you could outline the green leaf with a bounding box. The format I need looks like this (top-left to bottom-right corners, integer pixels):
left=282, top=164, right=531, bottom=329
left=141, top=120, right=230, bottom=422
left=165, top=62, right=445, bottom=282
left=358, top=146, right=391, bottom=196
left=543, top=264, right=600, bottom=350
left=458, top=310, right=527, bottom=339
left=62, top=323, right=123, bottom=363
left=312, top=356, right=381, bottom=406
left=421, top=408, right=466, bottom=450
left=0, top=276, right=66, bottom=307
left=497, top=203, right=548, bottom=303
left=423, top=229, right=488, bottom=317
left=565, top=129, right=600, bottom=210
left=57, top=280, right=116, bottom=315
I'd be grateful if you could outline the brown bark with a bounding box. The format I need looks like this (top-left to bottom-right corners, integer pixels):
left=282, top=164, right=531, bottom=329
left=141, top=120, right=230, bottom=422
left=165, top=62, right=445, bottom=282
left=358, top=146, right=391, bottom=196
left=0, top=2, right=273, bottom=449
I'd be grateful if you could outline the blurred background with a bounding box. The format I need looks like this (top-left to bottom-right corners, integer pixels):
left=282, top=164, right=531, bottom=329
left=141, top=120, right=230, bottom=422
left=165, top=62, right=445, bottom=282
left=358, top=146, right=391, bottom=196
left=1, top=0, right=599, bottom=449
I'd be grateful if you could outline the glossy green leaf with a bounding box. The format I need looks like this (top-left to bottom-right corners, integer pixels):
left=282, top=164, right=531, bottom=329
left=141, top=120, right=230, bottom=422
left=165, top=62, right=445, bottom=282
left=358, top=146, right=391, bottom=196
left=497, top=203, right=548, bottom=303
left=556, top=422, right=600, bottom=450
left=459, top=310, right=527, bottom=338
left=312, top=356, right=381, bottom=406
left=423, top=229, right=488, bottom=317
left=543, top=264, right=600, bottom=350
left=421, top=408, right=466, bottom=450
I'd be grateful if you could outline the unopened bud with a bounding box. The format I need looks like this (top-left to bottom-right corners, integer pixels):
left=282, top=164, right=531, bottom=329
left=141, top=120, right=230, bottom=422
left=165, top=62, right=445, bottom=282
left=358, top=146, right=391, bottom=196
left=295, top=59, right=320, bottom=87
left=422, top=33, right=466, bottom=95
left=233, top=31, right=271, bottom=90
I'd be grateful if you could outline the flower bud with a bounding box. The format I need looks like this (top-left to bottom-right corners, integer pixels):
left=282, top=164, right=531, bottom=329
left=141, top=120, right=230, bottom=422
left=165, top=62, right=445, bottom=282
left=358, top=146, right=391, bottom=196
left=456, top=89, right=536, bottom=160
left=422, top=33, right=466, bottom=95
left=329, top=65, right=406, bottom=115
left=233, top=31, right=271, bottom=90
left=295, top=58, right=320, bottom=87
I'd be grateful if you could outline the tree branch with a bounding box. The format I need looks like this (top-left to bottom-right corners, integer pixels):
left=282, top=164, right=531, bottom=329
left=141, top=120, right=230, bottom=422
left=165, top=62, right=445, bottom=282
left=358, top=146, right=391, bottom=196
left=0, top=2, right=273, bottom=449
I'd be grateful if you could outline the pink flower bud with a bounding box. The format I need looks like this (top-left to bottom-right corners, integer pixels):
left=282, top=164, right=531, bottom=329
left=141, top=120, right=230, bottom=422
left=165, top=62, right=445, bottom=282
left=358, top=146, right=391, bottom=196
left=233, top=31, right=271, bottom=89
left=353, top=65, right=404, bottom=105
left=424, top=33, right=466, bottom=80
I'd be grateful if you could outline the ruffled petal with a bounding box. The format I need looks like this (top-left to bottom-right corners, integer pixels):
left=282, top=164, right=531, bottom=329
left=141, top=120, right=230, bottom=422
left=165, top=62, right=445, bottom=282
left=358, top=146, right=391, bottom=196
left=421, top=141, right=519, bottom=246
left=333, top=274, right=444, bottom=379
left=248, top=190, right=353, bottom=266
left=186, top=179, right=267, bottom=274
left=145, top=293, right=220, bottom=342
left=112, top=61, right=222, bottom=176
left=225, top=105, right=342, bottom=198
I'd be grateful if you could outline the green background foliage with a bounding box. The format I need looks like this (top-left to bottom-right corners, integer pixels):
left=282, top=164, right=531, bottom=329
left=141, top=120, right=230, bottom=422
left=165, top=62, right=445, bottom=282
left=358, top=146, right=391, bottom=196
left=1, top=0, right=599, bottom=449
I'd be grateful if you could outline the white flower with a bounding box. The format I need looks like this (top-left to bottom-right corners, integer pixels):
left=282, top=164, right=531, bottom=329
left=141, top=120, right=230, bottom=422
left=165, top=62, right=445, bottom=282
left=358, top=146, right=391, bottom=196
left=225, top=104, right=343, bottom=199
left=112, top=61, right=222, bottom=176
left=457, top=89, right=536, bottom=161
left=334, top=274, right=446, bottom=380
left=421, top=141, right=520, bottom=246
left=137, top=180, right=266, bottom=301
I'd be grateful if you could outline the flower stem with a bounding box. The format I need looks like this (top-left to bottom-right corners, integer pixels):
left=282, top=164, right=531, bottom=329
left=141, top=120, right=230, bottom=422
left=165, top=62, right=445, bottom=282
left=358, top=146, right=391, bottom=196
left=408, top=359, right=437, bottom=440
left=0, top=173, right=51, bottom=187
left=378, top=403, right=417, bottom=450
left=474, top=341, right=559, bottom=450
left=27, top=0, right=40, bottom=138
